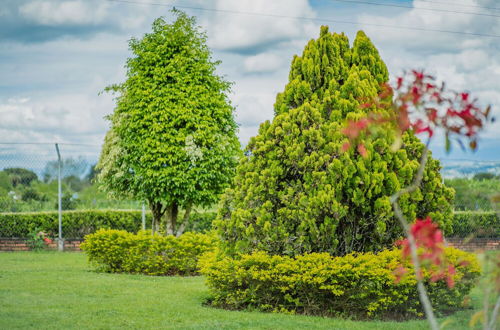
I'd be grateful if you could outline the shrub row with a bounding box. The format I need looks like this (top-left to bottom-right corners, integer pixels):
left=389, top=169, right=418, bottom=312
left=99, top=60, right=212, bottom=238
left=199, top=248, right=480, bottom=319
left=81, top=229, right=217, bottom=275
left=0, top=210, right=495, bottom=239
left=451, top=211, right=499, bottom=238
left=0, top=210, right=217, bottom=238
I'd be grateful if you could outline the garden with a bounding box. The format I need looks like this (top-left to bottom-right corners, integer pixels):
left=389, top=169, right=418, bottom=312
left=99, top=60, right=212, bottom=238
left=1, top=9, right=499, bottom=330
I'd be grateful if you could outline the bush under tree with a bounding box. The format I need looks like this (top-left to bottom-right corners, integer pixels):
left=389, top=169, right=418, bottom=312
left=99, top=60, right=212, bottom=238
left=216, top=27, right=454, bottom=257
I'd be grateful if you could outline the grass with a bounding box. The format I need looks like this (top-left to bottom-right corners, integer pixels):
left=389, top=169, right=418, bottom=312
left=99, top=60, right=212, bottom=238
left=0, top=252, right=482, bottom=329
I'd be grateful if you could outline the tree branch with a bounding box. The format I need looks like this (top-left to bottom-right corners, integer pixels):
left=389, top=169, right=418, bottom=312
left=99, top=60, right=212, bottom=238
left=488, top=294, right=500, bottom=330
left=390, top=145, right=439, bottom=330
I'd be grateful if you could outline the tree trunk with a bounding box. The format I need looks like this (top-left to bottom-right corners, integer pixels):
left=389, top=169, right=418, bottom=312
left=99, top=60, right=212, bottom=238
left=176, top=203, right=193, bottom=237
left=165, top=202, right=179, bottom=236
left=149, top=200, right=165, bottom=234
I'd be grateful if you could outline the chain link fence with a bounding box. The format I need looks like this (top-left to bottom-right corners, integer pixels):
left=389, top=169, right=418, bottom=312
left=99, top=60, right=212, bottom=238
left=0, top=143, right=145, bottom=249
left=0, top=143, right=143, bottom=212
left=0, top=143, right=498, bottom=248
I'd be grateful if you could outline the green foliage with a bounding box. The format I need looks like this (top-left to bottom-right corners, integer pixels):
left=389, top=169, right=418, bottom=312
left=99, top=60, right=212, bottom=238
left=0, top=209, right=217, bottom=238
left=21, top=188, right=47, bottom=202
left=183, top=211, right=217, bottom=233
left=81, top=229, right=217, bottom=275
left=451, top=211, right=499, bottom=238
left=445, top=177, right=500, bottom=211
left=199, top=247, right=479, bottom=319
left=0, top=169, right=141, bottom=212
left=98, top=10, right=240, bottom=234
left=0, top=210, right=144, bottom=238
left=3, top=168, right=38, bottom=187
left=216, top=27, right=453, bottom=257
left=25, top=228, right=46, bottom=251
left=473, top=172, right=498, bottom=181
left=0, top=171, right=12, bottom=191
left=58, top=192, right=78, bottom=210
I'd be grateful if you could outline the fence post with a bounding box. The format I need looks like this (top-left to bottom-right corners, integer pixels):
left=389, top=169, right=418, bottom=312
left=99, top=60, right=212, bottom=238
left=55, top=143, right=64, bottom=251
left=142, top=203, right=146, bottom=230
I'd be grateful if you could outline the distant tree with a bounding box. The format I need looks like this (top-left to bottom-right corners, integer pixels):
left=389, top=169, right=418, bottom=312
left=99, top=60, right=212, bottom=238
left=3, top=168, right=38, bottom=187
left=97, top=10, right=241, bottom=235
left=42, top=157, right=90, bottom=183
left=63, top=175, right=86, bottom=192
left=0, top=171, right=12, bottom=191
left=473, top=172, right=497, bottom=181
left=21, top=188, right=47, bottom=202
left=85, top=164, right=98, bottom=183
left=56, top=192, right=78, bottom=210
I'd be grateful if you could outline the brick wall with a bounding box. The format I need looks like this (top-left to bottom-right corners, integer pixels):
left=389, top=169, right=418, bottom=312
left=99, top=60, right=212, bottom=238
left=1, top=238, right=499, bottom=252
left=447, top=238, right=500, bottom=252
left=0, top=238, right=83, bottom=252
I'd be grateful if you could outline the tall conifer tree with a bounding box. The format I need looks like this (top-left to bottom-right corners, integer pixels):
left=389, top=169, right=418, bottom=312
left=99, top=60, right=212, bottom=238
left=217, top=27, right=454, bottom=256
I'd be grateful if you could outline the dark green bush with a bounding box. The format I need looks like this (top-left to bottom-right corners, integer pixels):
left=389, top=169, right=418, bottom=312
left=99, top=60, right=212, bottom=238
left=81, top=229, right=217, bottom=275
left=451, top=211, right=499, bottom=238
left=199, top=247, right=480, bottom=319
left=0, top=210, right=217, bottom=238
left=184, top=212, right=217, bottom=233
left=0, top=210, right=145, bottom=239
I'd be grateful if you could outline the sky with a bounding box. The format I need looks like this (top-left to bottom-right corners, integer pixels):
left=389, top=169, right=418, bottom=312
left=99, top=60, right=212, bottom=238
left=0, top=0, right=499, bottom=168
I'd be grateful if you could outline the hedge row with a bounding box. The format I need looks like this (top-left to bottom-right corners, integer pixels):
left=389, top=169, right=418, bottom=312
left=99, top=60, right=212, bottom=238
left=199, top=248, right=480, bottom=319
left=0, top=210, right=496, bottom=239
left=451, top=211, right=499, bottom=238
left=0, top=210, right=217, bottom=238
left=81, top=229, right=217, bottom=276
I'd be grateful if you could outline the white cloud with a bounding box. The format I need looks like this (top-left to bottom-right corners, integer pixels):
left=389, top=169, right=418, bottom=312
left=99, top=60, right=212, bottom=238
left=243, top=52, right=283, bottom=73
left=19, top=0, right=110, bottom=26
left=2, top=0, right=499, bottom=162
left=205, top=0, right=317, bottom=52
left=0, top=92, right=112, bottom=145
left=355, top=0, right=500, bottom=156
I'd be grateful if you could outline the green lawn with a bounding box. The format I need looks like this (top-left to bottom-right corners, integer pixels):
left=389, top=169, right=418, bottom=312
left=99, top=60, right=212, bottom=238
left=0, top=252, right=479, bottom=329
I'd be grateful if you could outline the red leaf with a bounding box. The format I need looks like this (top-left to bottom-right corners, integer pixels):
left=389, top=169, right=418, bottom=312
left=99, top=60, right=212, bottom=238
left=357, top=144, right=368, bottom=158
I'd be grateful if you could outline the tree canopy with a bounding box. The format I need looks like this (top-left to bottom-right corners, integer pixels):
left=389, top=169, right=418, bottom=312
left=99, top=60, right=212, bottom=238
left=97, top=10, right=241, bottom=235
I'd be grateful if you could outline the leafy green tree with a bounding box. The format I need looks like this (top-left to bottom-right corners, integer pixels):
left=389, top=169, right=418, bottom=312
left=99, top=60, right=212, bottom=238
left=21, top=188, right=47, bottom=202
left=97, top=10, right=240, bottom=235
left=3, top=168, right=38, bottom=187
left=216, top=27, right=453, bottom=257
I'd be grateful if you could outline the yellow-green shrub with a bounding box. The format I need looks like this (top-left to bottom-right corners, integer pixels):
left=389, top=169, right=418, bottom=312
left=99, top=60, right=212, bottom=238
left=199, top=247, right=480, bottom=319
left=81, top=229, right=217, bottom=275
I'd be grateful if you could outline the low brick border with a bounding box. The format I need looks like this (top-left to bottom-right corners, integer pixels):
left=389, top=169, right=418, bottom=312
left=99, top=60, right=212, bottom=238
left=1, top=238, right=499, bottom=252
left=446, top=238, right=500, bottom=252
left=0, top=238, right=83, bottom=251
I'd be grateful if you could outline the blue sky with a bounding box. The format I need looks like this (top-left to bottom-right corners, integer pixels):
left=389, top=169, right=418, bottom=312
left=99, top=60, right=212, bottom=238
left=0, top=0, right=499, bottom=165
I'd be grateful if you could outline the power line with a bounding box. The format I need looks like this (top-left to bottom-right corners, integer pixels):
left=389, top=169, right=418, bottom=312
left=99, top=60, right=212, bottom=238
left=0, top=142, right=56, bottom=145
left=106, top=0, right=500, bottom=38
left=0, top=142, right=100, bottom=147
left=329, top=0, right=500, bottom=18
left=410, top=0, right=500, bottom=12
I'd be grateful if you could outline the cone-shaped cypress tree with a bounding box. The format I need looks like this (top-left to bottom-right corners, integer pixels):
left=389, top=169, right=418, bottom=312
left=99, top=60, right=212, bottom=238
left=216, top=27, right=454, bottom=256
